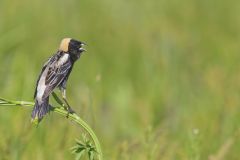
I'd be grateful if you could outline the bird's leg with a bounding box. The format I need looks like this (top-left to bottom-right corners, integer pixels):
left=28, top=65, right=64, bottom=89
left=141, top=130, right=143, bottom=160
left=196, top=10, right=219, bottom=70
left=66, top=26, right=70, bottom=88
left=61, top=88, right=75, bottom=117
left=52, top=91, right=66, bottom=109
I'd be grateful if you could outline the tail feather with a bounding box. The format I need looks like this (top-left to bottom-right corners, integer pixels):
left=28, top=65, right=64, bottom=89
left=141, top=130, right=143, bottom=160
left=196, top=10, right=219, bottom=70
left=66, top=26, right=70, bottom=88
left=31, top=97, right=50, bottom=124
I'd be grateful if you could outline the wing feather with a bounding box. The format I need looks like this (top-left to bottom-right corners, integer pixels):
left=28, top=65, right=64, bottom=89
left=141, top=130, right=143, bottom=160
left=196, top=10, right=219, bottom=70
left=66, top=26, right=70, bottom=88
left=34, top=56, right=53, bottom=98
left=34, top=52, right=72, bottom=100
left=42, top=54, right=72, bottom=99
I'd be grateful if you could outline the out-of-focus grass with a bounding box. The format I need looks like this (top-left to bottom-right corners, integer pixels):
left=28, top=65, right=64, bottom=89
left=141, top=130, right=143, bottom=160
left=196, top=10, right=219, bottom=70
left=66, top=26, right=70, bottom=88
left=1, top=0, right=240, bottom=159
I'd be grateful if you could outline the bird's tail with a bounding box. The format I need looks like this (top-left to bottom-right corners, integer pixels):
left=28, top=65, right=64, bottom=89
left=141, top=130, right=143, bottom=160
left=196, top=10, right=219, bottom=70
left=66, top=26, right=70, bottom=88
left=31, top=97, right=50, bottom=124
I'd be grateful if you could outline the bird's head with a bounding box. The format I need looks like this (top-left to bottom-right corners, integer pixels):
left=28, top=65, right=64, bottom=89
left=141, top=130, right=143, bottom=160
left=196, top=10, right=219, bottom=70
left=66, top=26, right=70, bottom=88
left=59, top=38, right=86, bottom=60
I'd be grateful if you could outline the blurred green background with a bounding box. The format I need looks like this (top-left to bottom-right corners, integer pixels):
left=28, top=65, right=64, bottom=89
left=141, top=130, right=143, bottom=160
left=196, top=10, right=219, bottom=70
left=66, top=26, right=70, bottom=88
left=1, top=0, right=240, bottom=159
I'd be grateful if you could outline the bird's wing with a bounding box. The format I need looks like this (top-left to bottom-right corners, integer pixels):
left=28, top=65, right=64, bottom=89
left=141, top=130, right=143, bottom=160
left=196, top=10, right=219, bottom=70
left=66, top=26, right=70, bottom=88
left=42, top=54, right=72, bottom=99
left=34, top=57, right=53, bottom=99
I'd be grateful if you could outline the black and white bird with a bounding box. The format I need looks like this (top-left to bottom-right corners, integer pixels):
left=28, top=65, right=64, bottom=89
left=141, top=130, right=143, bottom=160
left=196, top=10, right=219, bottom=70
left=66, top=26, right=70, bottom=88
left=32, top=38, right=86, bottom=123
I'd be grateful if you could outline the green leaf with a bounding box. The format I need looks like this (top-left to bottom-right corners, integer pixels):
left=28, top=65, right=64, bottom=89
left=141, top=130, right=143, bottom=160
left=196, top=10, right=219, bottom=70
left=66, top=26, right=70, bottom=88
left=75, top=149, right=85, bottom=160
left=71, top=137, right=97, bottom=160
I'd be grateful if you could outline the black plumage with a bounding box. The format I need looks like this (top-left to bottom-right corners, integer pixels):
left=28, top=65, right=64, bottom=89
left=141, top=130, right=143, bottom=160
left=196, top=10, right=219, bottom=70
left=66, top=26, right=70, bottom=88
left=32, top=38, right=86, bottom=123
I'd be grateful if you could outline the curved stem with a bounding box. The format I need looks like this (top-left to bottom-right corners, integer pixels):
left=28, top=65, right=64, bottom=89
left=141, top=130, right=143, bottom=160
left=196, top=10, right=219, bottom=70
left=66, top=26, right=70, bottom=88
left=0, top=97, right=103, bottom=160
left=52, top=107, right=103, bottom=160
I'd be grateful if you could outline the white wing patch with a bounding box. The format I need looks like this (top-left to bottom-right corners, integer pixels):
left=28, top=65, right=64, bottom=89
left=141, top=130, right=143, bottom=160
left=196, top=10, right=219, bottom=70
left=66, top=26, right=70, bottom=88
left=36, top=67, right=49, bottom=101
left=57, top=54, right=69, bottom=67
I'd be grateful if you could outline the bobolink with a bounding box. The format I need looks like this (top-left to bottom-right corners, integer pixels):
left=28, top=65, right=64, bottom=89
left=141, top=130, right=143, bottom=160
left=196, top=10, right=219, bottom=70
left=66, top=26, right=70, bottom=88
left=32, top=38, right=86, bottom=123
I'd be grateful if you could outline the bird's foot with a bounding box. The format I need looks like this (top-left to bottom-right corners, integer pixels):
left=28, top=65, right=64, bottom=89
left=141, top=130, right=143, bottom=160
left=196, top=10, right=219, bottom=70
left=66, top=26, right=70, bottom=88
left=66, top=106, right=75, bottom=118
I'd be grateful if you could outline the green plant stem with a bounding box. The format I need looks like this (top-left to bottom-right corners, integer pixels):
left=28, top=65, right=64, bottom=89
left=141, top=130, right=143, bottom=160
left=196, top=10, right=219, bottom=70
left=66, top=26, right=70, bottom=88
left=53, top=108, right=102, bottom=160
left=0, top=97, right=103, bottom=160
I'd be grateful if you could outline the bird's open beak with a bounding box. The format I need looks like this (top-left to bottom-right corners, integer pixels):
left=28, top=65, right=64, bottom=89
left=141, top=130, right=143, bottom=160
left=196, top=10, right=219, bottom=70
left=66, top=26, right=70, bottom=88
left=79, top=48, right=86, bottom=52
left=79, top=43, right=87, bottom=52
